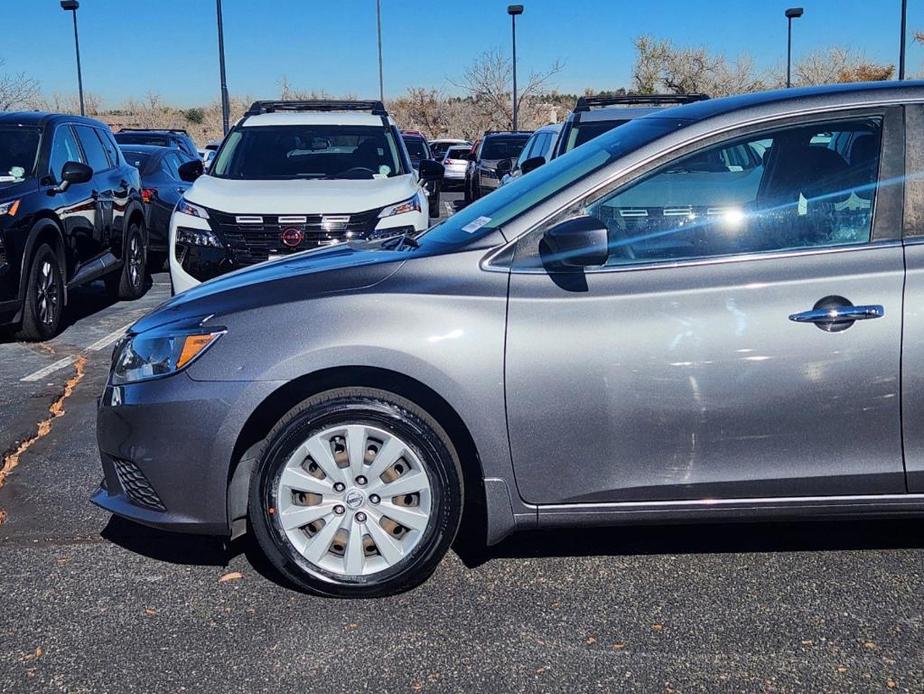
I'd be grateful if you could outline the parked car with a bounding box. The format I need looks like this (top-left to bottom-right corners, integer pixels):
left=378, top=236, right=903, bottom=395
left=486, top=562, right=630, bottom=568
left=120, top=144, right=198, bottom=268
left=499, top=123, right=562, bottom=186
left=464, top=130, right=531, bottom=202
left=0, top=112, right=148, bottom=340
left=168, top=100, right=443, bottom=294
left=401, top=131, right=440, bottom=218
left=441, top=144, right=472, bottom=189
left=94, top=82, right=920, bottom=598
left=429, top=138, right=470, bottom=162
left=114, top=128, right=199, bottom=159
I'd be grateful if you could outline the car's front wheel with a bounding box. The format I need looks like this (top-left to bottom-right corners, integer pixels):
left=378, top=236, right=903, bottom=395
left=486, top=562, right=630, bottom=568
left=15, top=243, right=64, bottom=341
left=249, top=388, right=463, bottom=598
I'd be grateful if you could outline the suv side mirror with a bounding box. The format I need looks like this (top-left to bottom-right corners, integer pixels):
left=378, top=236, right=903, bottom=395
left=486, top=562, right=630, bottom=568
left=178, top=159, right=204, bottom=182
left=495, top=158, right=513, bottom=176
left=55, top=161, right=93, bottom=192
left=542, top=216, right=609, bottom=268
left=520, top=155, right=546, bottom=175
left=418, top=159, right=444, bottom=182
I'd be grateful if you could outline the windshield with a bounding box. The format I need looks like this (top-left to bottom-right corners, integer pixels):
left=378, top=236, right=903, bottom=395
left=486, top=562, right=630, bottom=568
left=403, top=137, right=428, bottom=162
left=417, top=117, right=690, bottom=250
left=561, top=119, right=632, bottom=155
left=122, top=150, right=153, bottom=171
left=212, top=124, right=406, bottom=180
left=0, top=127, right=41, bottom=183
left=115, top=132, right=171, bottom=147
left=481, top=136, right=529, bottom=160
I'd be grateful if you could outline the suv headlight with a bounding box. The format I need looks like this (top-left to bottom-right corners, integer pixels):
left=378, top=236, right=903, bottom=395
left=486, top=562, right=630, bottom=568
left=0, top=199, right=20, bottom=216
left=176, top=226, right=223, bottom=248
left=176, top=197, right=209, bottom=219
left=111, top=329, right=224, bottom=385
left=378, top=192, right=422, bottom=218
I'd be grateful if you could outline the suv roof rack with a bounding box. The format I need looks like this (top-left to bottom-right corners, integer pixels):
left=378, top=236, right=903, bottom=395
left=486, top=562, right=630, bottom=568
left=245, top=100, right=388, bottom=117
left=574, top=93, right=709, bottom=112
left=117, top=127, right=191, bottom=134
left=483, top=130, right=533, bottom=135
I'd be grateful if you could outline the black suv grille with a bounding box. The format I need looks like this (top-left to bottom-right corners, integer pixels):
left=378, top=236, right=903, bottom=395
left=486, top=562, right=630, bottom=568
left=208, top=208, right=384, bottom=266
left=112, top=458, right=166, bottom=512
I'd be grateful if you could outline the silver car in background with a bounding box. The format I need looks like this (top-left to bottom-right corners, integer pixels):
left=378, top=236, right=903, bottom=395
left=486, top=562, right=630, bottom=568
left=441, top=144, right=471, bottom=188
left=499, top=122, right=562, bottom=185
left=95, top=82, right=924, bottom=598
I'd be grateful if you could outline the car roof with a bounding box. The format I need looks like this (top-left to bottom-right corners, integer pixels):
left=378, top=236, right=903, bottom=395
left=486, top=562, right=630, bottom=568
left=0, top=111, right=107, bottom=129
left=483, top=131, right=531, bottom=139
left=534, top=123, right=563, bottom=134
left=644, top=81, right=924, bottom=126
left=242, top=111, right=387, bottom=127
left=117, top=144, right=173, bottom=154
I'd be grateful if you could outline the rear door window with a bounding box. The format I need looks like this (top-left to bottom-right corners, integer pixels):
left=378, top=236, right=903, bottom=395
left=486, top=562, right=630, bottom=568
left=75, top=125, right=111, bottom=172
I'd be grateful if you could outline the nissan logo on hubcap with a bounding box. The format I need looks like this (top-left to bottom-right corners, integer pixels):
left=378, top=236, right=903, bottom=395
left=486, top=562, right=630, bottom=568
left=280, top=227, right=304, bottom=248
left=344, top=489, right=365, bottom=509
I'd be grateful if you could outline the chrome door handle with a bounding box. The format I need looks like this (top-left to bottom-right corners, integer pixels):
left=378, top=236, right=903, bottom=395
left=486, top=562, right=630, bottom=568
left=789, top=304, right=884, bottom=324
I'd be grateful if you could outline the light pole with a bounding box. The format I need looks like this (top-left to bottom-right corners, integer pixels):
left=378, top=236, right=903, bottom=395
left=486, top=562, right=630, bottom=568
left=216, top=0, right=230, bottom=135
left=508, top=4, right=523, bottom=130
left=900, top=0, right=908, bottom=80
left=785, top=7, right=803, bottom=88
left=60, top=0, right=85, bottom=116
left=376, top=0, right=384, bottom=102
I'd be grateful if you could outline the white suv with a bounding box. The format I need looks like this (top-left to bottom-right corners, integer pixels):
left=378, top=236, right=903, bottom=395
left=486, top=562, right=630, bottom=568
left=169, top=100, right=443, bottom=293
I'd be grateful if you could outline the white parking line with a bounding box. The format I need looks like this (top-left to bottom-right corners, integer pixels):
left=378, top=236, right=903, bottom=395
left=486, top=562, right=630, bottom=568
left=19, top=320, right=135, bottom=383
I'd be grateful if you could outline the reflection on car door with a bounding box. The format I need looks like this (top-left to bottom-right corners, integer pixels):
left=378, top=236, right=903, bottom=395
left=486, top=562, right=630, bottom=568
left=74, top=125, right=117, bottom=265
left=49, top=124, right=99, bottom=272
left=505, top=110, right=907, bottom=505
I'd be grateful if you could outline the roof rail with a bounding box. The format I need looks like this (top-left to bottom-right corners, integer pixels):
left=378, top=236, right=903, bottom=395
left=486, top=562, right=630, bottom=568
left=483, top=130, right=533, bottom=135
left=245, top=100, right=388, bottom=117
left=117, top=127, right=191, bottom=134
left=574, top=93, right=709, bottom=112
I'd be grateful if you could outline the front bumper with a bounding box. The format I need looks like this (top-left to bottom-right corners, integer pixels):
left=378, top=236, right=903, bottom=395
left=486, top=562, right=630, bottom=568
left=93, top=372, right=282, bottom=535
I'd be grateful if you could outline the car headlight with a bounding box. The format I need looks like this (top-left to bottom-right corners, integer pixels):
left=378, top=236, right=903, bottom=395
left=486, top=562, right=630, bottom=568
left=0, top=199, right=20, bottom=216
left=176, top=197, right=209, bottom=219
left=111, top=329, right=224, bottom=385
left=176, top=226, right=223, bottom=248
left=378, top=192, right=422, bottom=218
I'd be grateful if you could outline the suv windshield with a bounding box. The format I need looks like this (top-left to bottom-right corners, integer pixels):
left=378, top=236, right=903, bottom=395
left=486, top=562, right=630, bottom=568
left=417, top=117, right=690, bottom=251
left=212, top=124, right=407, bottom=180
left=0, top=127, right=41, bottom=184
left=481, top=136, right=529, bottom=160
left=115, top=132, right=172, bottom=147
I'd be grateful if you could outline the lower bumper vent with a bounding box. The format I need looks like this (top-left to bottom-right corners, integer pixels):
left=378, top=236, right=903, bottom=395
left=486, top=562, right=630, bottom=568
left=112, top=458, right=166, bottom=512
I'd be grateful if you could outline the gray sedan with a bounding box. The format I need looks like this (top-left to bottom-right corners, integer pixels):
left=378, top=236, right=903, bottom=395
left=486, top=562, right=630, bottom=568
left=95, top=81, right=924, bottom=597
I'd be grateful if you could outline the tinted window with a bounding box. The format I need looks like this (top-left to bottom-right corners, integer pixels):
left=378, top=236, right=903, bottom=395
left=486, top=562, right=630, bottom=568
left=403, top=137, right=429, bottom=162
left=0, top=127, right=41, bottom=183
left=445, top=147, right=469, bottom=160
left=212, top=124, right=407, bottom=180
left=97, top=128, right=120, bottom=167
left=75, top=125, right=111, bottom=172
left=584, top=119, right=882, bottom=266
left=122, top=150, right=152, bottom=171
left=49, top=126, right=84, bottom=180
left=563, top=119, right=630, bottom=153
left=481, top=136, right=529, bottom=160
left=163, top=152, right=182, bottom=179
left=114, top=132, right=172, bottom=147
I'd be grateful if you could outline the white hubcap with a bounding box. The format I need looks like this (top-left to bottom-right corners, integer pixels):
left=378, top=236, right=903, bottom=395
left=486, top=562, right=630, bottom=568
left=274, top=424, right=432, bottom=577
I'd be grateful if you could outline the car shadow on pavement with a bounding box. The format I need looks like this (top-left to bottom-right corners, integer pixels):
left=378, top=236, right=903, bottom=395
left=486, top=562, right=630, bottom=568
left=454, top=518, right=924, bottom=569
left=101, top=516, right=230, bottom=567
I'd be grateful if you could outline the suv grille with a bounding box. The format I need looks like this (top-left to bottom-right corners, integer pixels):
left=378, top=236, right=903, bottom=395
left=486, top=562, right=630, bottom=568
left=208, top=208, right=384, bottom=266
left=112, top=458, right=166, bottom=512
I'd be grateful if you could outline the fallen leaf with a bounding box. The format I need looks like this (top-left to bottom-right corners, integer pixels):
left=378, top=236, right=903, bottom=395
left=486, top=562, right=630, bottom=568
left=887, top=679, right=897, bottom=689
left=144, top=608, right=157, bottom=617
left=837, top=666, right=848, bottom=673
left=652, top=624, right=663, bottom=632
left=219, top=571, right=243, bottom=583
left=346, top=623, right=359, bottom=630
left=801, top=640, right=813, bottom=646
left=863, top=641, right=877, bottom=650
left=611, top=642, right=626, bottom=650
left=585, top=635, right=597, bottom=645
left=34, top=646, right=42, bottom=659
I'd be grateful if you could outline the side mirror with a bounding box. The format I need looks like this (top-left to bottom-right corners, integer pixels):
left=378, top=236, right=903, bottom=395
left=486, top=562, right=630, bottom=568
left=56, top=160, right=93, bottom=191
left=178, top=159, right=204, bottom=182
left=418, top=159, right=444, bottom=182
left=542, top=216, right=609, bottom=268
left=495, top=158, right=513, bottom=176
left=520, top=155, right=546, bottom=175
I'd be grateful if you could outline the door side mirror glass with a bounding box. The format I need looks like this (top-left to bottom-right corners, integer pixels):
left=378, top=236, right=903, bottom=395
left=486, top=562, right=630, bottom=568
left=520, top=155, right=546, bottom=175
left=178, top=159, right=204, bottom=182
left=55, top=160, right=93, bottom=192
left=418, top=159, right=444, bottom=182
left=541, top=216, right=609, bottom=268
left=495, top=158, right=513, bottom=176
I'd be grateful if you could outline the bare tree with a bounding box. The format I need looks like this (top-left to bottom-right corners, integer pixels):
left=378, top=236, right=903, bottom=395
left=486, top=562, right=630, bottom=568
left=632, top=36, right=766, bottom=96
left=451, top=48, right=562, bottom=131
left=0, top=59, right=40, bottom=111
left=792, top=47, right=893, bottom=85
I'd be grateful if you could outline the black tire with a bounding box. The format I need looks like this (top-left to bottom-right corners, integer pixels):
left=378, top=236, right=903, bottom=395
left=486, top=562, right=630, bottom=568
left=105, top=221, right=147, bottom=300
left=249, top=387, right=464, bottom=598
left=463, top=175, right=473, bottom=204
left=15, top=243, right=64, bottom=342
left=428, top=187, right=440, bottom=218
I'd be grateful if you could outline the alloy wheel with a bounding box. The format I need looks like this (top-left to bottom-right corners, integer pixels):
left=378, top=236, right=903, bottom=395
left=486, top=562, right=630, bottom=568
left=128, top=234, right=143, bottom=287
left=36, top=260, right=59, bottom=326
left=273, top=424, right=433, bottom=577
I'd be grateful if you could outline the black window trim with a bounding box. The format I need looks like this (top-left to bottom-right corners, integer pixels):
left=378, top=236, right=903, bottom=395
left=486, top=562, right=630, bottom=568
left=74, top=123, right=115, bottom=174
left=482, top=104, right=905, bottom=275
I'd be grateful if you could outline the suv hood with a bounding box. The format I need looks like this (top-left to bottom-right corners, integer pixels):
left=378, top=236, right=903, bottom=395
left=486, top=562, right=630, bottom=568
left=131, top=243, right=410, bottom=334
left=186, top=173, right=419, bottom=214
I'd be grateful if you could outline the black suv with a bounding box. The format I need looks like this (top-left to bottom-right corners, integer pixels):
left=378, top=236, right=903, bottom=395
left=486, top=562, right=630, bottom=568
left=113, top=128, right=199, bottom=159
left=464, top=130, right=531, bottom=202
left=401, top=130, right=441, bottom=218
left=0, top=112, right=149, bottom=340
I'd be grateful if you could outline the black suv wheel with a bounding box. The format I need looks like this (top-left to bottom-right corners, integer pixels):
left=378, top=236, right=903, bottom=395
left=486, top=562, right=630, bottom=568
left=15, top=243, right=64, bottom=342
left=105, top=221, right=147, bottom=300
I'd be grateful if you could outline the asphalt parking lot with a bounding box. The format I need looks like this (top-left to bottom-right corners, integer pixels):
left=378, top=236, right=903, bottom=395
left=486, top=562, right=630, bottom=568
left=1, top=193, right=923, bottom=693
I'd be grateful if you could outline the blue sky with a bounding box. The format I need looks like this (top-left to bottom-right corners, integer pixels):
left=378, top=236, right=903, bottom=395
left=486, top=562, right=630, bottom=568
left=4, top=0, right=924, bottom=107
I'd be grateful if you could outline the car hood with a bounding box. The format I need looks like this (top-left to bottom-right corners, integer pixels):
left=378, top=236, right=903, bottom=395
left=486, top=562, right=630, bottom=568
left=131, top=243, right=411, bottom=334
left=185, top=173, right=419, bottom=214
